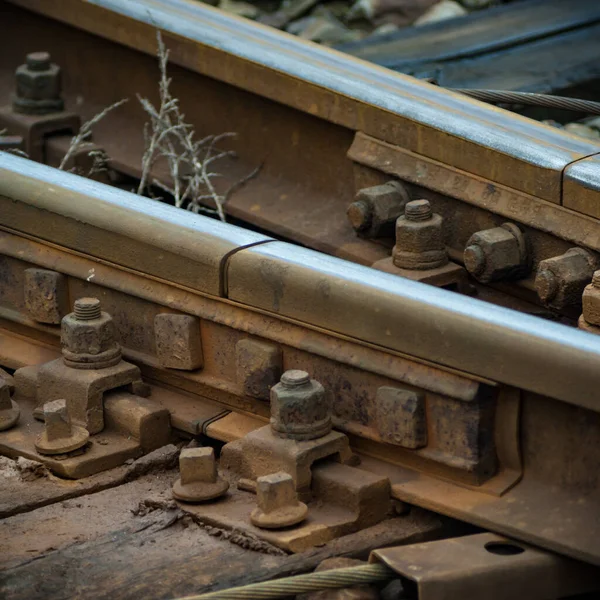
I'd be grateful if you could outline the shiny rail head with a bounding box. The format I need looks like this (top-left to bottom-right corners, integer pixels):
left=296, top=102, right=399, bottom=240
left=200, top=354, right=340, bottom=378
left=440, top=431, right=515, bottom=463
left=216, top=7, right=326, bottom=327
left=0, top=153, right=271, bottom=296
left=82, top=0, right=600, bottom=201
left=227, top=240, right=600, bottom=412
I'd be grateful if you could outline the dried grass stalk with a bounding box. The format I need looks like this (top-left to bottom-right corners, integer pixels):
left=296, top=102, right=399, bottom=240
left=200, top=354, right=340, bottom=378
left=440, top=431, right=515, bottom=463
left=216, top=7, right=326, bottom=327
left=59, top=99, right=128, bottom=175
left=137, top=31, right=257, bottom=221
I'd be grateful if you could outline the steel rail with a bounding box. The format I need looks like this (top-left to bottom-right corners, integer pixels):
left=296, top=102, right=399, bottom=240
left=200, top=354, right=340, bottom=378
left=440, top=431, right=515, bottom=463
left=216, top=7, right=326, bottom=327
left=3, top=154, right=600, bottom=565
left=1, top=152, right=599, bottom=412
left=6, top=0, right=600, bottom=205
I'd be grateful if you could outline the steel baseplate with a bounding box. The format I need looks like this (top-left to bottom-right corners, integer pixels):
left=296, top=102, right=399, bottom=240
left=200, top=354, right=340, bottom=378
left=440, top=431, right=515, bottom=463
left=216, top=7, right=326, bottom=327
left=0, top=298, right=172, bottom=478
left=178, top=408, right=392, bottom=552
left=178, top=456, right=392, bottom=553
left=371, top=533, right=600, bottom=600
left=0, top=389, right=171, bottom=479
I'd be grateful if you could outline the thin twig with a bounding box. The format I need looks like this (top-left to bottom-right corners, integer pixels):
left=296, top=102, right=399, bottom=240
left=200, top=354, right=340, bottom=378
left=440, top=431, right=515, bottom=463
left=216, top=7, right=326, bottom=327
left=59, top=99, right=128, bottom=171
left=137, top=30, right=259, bottom=221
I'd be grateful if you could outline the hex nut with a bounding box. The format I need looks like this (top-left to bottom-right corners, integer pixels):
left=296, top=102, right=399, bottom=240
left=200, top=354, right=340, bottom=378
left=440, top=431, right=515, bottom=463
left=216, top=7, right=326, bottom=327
left=392, top=199, right=448, bottom=270
left=250, top=471, right=308, bottom=529
left=35, top=399, right=89, bottom=455
left=463, top=223, right=528, bottom=283
left=61, top=298, right=121, bottom=369
left=13, top=52, right=64, bottom=115
left=172, top=447, right=229, bottom=502
left=348, top=181, right=409, bottom=238
left=270, top=370, right=331, bottom=440
left=0, top=380, right=20, bottom=432
left=535, top=248, right=598, bottom=309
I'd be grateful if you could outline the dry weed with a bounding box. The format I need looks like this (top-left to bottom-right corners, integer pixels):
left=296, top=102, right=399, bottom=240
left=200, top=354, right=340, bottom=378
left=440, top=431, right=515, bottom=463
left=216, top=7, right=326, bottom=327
left=137, top=31, right=258, bottom=222
left=58, top=99, right=128, bottom=176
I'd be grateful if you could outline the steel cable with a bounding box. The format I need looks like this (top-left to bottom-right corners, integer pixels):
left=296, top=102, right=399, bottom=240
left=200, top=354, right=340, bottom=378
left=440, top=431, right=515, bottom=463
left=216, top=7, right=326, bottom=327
left=174, top=563, right=394, bottom=600
left=450, top=89, right=600, bottom=115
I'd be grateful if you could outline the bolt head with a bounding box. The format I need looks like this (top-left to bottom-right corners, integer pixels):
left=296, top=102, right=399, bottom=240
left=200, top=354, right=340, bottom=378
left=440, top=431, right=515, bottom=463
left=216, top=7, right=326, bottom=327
left=463, top=225, right=527, bottom=283
left=350, top=182, right=409, bottom=238
left=347, top=200, right=372, bottom=232
left=463, top=244, right=486, bottom=277
left=256, top=472, right=297, bottom=513
left=535, top=269, right=558, bottom=303
left=179, top=447, right=217, bottom=485
left=15, top=61, right=61, bottom=101
left=172, top=446, right=229, bottom=502
left=43, top=399, right=72, bottom=442
left=583, top=284, right=600, bottom=326
left=251, top=471, right=308, bottom=529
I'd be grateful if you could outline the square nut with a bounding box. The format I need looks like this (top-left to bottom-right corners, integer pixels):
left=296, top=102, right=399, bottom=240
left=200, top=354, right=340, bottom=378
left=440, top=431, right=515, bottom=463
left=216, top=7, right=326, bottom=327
left=24, top=268, right=68, bottom=324
left=375, top=386, right=426, bottom=449
left=236, top=338, right=282, bottom=400
left=154, top=313, right=203, bottom=370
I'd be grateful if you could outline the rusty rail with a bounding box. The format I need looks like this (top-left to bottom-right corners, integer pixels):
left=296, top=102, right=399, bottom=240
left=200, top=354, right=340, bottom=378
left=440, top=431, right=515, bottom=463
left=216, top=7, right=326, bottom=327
left=1, top=152, right=600, bottom=567
left=3, top=0, right=600, bottom=573
left=4, top=0, right=600, bottom=327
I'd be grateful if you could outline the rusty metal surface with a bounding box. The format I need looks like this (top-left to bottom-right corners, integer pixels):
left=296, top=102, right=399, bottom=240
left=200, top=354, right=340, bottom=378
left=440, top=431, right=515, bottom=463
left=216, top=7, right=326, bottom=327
left=4, top=0, right=600, bottom=309
left=348, top=132, right=600, bottom=254
left=3, top=160, right=600, bottom=564
left=372, top=533, right=600, bottom=600
left=9, top=0, right=600, bottom=205
left=0, top=153, right=271, bottom=297
left=227, top=240, right=600, bottom=412
left=3, top=0, right=600, bottom=576
left=564, top=155, right=600, bottom=220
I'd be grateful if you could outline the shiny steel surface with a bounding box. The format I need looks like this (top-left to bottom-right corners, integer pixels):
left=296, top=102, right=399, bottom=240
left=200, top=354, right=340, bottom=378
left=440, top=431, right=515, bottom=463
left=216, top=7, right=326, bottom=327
left=0, top=153, right=271, bottom=296
left=2, top=153, right=600, bottom=412
left=8, top=0, right=600, bottom=203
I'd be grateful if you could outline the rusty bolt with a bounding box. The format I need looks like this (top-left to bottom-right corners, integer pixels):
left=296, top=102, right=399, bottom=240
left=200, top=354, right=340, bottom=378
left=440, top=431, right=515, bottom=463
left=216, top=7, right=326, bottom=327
left=535, top=248, right=598, bottom=309
left=0, top=379, right=20, bottom=432
left=250, top=471, right=308, bottom=529
left=35, top=399, right=89, bottom=455
left=61, top=298, right=122, bottom=369
left=270, top=370, right=331, bottom=441
left=13, top=51, right=64, bottom=115
left=172, top=447, right=229, bottom=502
left=463, top=223, right=528, bottom=283
left=347, top=181, right=409, bottom=238
left=582, top=270, right=600, bottom=327
left=392, top=199, right=448, bottom=270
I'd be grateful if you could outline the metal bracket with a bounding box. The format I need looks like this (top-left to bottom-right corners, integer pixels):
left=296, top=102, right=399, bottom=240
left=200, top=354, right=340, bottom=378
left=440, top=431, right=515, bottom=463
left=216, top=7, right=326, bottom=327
left=371, top=533, right=600, bottom=600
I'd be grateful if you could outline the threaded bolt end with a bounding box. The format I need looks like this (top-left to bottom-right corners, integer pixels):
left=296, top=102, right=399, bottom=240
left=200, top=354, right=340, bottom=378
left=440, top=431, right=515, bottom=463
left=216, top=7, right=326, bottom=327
left=405, top=199, right=432, bottom=222
left=26, top=52, right=51, bottom=72
left=347, top=200, right=372, bottom=232
left=74, top=297, right=101, bottom=321
left=280, top=370, right=310, bottom=388
left=536, top=269, right=558, bottom=303
left=593, top=271, right=600, bottom=288
left=464, top=244, right=486, bottom=277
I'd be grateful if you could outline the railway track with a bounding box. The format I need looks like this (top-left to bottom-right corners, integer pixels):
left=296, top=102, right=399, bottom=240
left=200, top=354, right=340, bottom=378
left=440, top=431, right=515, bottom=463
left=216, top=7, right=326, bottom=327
left=3, top=1, right=600, bottom=598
